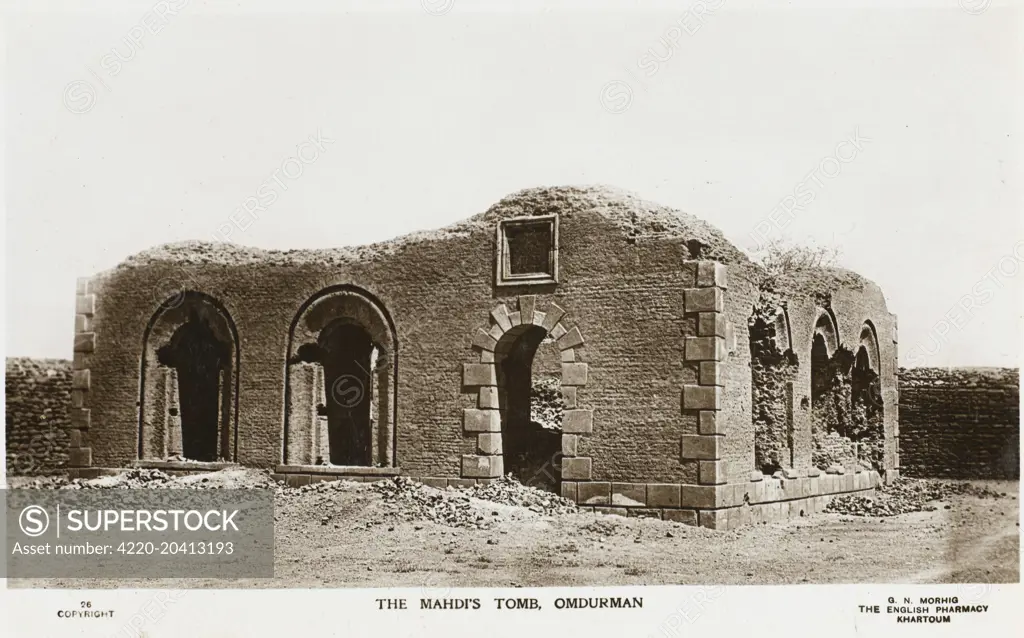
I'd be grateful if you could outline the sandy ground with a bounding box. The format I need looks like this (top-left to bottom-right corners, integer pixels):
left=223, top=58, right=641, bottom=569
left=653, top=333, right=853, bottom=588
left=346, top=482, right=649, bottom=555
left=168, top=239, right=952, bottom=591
left=9, top=478, right=1018, bottom=589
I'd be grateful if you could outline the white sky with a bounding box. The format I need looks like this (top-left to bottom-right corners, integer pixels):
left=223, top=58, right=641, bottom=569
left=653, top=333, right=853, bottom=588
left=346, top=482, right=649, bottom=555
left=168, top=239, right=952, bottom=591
left=3, top=0, right=1022, bottom=367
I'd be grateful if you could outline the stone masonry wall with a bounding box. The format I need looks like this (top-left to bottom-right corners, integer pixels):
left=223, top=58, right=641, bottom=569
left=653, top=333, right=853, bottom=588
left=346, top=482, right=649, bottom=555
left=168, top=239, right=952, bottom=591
left=899, top=367, right=1019, bottom=479
left=5, top=358, right=72, bottom=475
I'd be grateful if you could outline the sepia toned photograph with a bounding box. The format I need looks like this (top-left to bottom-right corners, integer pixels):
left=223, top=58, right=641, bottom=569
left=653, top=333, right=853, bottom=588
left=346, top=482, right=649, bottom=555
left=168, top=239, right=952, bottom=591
left=2, top=1, right=1020, bottom=633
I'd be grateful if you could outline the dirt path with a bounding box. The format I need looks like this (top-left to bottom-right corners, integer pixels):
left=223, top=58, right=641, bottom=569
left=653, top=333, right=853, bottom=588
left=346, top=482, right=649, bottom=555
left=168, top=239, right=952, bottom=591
left=12, top=480, right=1018, bottom=589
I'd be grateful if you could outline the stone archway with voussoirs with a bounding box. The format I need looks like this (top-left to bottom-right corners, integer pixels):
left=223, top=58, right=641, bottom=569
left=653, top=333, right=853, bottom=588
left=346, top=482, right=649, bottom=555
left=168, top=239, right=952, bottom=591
left=460, top=295, right=592, bottom=489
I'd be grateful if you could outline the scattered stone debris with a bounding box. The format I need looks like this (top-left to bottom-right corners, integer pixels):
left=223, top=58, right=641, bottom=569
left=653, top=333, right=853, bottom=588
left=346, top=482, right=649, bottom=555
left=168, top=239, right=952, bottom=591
left=825, top=478, right=1007, bottom=517
left=15, top=468, right=278, bottom=490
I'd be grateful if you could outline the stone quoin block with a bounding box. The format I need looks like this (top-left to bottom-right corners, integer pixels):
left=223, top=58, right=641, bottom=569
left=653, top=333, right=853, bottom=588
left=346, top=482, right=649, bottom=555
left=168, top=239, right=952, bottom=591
left=561, top=457, right=592, bottom=480
left=561, top=434, right=579, bottom=457
left=73, top=332, right=96, bottom=353
left=679, top=485, right=717, bottom=509
left=71, top=370, right=91, bottom=391
left=69, top=447, right=92, bottom=467
left=76, top=277, right=90, bottom=295
left=74, top=314, right=90, bottom=333
left=684, top=288, right=723, bottom=313
left=477, top=433, right=503, bottom=455
left=698, top=410, right=725, bottom=435
left=462, top=455, right=503, bottom=479
left=699, top=361, right=723, bottom=386
left=560, top=385, right=578, bottom=408
left=577, top=482, right=611, bottom=505
left=75, top=294, right=96, bottom=315
left=561, top=409, right=593, bottom=434
left=462, top=363, right=497, bottom=386
left=70, top=408, right=91, bottom=430
left=680, top=434, right=722, bottom=460
left=478, top=387, right=501, bottom=409
left=696, top=262, right=728, bottom=289
left=69, top=429, right=84, bottom=449
left=684, top=336, right=725, bottom=362
left=698, top=312, right=727, bottom=337
left=463, top=409, right=501, bottom=432
left=611, top=483, right=646, bottom=507
left=71, top=390, right=86, bottom=408
left=561, top=363, right=588, bottom=386
left=561, top=481, right=577, bottom=502
left=471, top=329, right=498, bottom=352
left=698, top=460, right=728, bottom=485
left=682, top=385, right=721, bottom=410
left=490, top=304, right=513, bottom=332
left=698, top=510, right=724, bottom=530
left=517, top=295, right=537, bottom=324
left=646, top=483, right=681, bottom=508
left=556, top=326, right=584, bottom=351
left=749, top=470, right=765, bottom=482
left=540, top=303, right=567, bottom=332
left=480, top=350, right=495, bottom=363
left=560, top=348, right=576, bottom=363
left=73, top=353, right=88, bottom=371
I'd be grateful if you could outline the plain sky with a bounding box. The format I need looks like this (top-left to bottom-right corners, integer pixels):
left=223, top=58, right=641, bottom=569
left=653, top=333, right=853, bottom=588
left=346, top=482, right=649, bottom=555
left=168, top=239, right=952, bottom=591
left=3, top=0, right=1022, bottom=367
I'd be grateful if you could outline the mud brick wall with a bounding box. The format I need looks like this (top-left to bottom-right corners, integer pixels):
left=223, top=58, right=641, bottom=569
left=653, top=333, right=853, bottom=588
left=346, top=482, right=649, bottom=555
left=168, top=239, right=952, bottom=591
left=899, top=367, right=1019, bottom=479
left=5, top=358, right=72, bottom=475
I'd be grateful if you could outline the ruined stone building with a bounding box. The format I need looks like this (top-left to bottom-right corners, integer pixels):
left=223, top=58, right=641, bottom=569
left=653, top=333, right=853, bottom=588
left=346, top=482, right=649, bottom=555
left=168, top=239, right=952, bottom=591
left=68, top=186, right=899, bottom=528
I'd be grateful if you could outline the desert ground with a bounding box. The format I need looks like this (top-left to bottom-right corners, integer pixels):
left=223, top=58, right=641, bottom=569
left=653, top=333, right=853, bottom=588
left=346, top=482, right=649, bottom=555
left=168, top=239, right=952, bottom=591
left=8, top=471, right=1019, bottom=589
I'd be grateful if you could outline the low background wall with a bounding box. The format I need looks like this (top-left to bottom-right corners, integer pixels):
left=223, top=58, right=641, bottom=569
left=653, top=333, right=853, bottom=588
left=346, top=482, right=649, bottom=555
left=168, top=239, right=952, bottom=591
left=898, top=367, right=1019, bottom=480
left=5, top=357, right=72, bottom=475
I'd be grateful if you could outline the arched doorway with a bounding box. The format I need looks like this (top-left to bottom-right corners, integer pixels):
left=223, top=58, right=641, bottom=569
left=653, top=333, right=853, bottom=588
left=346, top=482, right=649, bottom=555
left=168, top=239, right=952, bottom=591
left=285, top=286, right=397, bottom=467
left=139, top=293, right=238, bottom=462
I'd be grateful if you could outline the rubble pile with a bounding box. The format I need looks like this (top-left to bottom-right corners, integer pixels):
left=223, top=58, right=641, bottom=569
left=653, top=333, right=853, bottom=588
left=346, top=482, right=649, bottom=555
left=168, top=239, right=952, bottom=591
left=14, top=468, right=277, bottom=491
left=825, top=478, right=1007, bottom=517
left=464, top=474, right=577, bottom=514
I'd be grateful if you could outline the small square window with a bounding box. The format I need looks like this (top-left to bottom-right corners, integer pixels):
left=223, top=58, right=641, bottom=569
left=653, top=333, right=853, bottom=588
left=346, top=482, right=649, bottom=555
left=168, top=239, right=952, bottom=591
left=496, top=215, right=558, bottom=286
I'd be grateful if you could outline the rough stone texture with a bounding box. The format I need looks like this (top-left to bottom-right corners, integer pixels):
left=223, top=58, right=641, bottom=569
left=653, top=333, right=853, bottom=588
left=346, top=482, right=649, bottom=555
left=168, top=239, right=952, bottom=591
left=899, top=367, right=1019, bottom=479
left=5, top=358, right=72, bottom=475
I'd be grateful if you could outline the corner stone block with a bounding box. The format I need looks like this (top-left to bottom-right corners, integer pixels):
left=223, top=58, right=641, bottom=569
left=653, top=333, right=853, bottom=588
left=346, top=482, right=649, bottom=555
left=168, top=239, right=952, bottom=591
left=471, top=329, right=498, bottom=352
left=561, top=481, right=577, bottom=502
left=698, top=510, right=724, bottom=530
left=462, top=455, right=503, bottom=479
left=69, top=447, right=92, bottom=467
left=75, top=294, right=96, bottom=315
left=682, top=385, right=721, bottom=410
left=684, top=288, right=723, bottom=313
left=70, top=408, right=91, bottom=430
left=696, top=262, right=728, bottom=289
left=560, top=348, right=576, bottom=363
left=518, top=295, right=537, bottom=324
left=562, top=409, right=593, bottom=434
left=698, top=312, right=727, bottom=337
left=680, top=434, right=722, bottom=460
left=71, top=390, right=86, bottom=409
left=478, top=387, right=500, bottom=409
left=611, top=483, right=646, bottom=507
left=463, top=363, right=496, bottom=386
left=561, top=457, right=592, bottom=480
left=490, top=304, right=513, bottom=332
left=698, top=460, right=728, bottom=485
left=75, top=277, right=90, bottom=295
left=560, top=386, right=578, bottom=408
left=477, top=433, right=503, bottom=455
left=561, top=434, right=579, bottom=457
left=577, top=482, right=611, bottom=505
left=679, top=485, right=717, bottom=509
left=699, top=361, right=723, bottom=386
left=74, top=314, right=90, bottom=333
left=646, top=483, right=680, bottom=508
left=685, top=336, right=725, bottom=361
left=71, top=370, right=91, bottom=391
left=540, top=303, right=567, bottom=332
left=73, top=332, right=96, bottom=353
left=561, top=363, right=588, bottom=386
left=698, top=410, right=725, bottom=435
left=69, top=429, right=84, bottom=448
left=463, top=409, right=501, bottom=433
left=556, top=326, right=584, bottom=351
left=549, top=322, right=567, bottom=340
